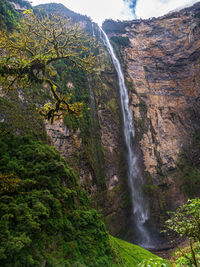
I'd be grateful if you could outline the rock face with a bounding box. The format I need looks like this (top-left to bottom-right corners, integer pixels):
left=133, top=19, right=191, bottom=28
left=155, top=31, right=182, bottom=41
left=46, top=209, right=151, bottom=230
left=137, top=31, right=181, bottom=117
left=45, top=43, right=132, bottom=238
left=2, top=1, right=200, bottom=244
left=44, top=3, right=200, bottom=240
left=103, top=3, right=200, bottom=225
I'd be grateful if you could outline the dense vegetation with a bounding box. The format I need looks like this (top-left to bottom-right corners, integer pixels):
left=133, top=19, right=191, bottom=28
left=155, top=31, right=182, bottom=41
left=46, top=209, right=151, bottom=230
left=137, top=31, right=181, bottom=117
left=110, top=36, right=130, bottom=48
left=51, top=59, right=106, bottom=188
left=165, top=199, right=200, bottom=266
left=2, top=1, right=197, bottom=266
left=0, top=125, right=111, bottom=266
left=178, top=133, right=200, bottom=197
left=0, top=10, right=96, bottom=122
left=0, top=0, right=19, bottom=29
left=34, top=3, right=91, bottom=24
left=0, top=124, right=168, bottom=266
left=0, top=0, right=31, bottom=30
left=0, top=3, right=168, bottom=265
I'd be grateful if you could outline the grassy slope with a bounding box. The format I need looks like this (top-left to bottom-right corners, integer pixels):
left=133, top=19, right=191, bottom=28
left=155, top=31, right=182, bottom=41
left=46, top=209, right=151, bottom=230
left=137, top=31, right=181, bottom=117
left=110, top=236, right=170, bottom=266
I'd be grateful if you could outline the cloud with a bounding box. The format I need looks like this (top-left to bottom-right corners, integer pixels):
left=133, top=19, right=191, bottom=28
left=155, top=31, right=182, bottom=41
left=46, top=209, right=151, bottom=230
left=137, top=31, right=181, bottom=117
left=31, top=0, right=134, bottom=24
left=123, top=0, right=137, bottom=17
left=28, top=0, right=200, bottom=23
left=135, top=0, right=199, bottom=19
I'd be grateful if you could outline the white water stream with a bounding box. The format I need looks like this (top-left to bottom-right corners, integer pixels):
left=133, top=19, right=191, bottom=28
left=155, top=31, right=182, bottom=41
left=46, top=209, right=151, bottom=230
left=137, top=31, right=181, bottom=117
left=99, top=27, right=152, bottom=247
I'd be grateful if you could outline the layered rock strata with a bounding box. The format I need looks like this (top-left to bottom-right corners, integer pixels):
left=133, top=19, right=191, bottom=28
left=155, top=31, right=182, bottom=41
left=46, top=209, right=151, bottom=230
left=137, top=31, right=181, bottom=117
left=103, top=3, right=200, bottom=223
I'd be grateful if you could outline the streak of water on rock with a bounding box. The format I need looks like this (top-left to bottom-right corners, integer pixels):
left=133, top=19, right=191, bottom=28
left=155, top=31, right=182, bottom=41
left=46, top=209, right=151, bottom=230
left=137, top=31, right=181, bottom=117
left=98, top=26, right=153, bottom=247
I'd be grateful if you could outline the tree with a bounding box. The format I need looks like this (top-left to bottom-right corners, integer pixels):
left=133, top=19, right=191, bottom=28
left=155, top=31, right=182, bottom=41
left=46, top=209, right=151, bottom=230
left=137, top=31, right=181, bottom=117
left=0, top=10, right=96, bottom=122
left=0, top=0, right=19, bottom=30
left=166, top=198, right=200, bottom=266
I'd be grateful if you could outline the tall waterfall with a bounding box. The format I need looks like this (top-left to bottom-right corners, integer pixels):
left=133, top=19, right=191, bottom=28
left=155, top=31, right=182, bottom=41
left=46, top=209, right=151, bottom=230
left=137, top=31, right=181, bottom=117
left=99, top=27, right=152, bottom=247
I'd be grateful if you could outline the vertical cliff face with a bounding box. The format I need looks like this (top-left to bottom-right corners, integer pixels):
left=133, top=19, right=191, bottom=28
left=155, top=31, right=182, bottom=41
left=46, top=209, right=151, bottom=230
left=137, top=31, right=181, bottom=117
left=124, top=8, right=200, bottom=177
left=0, top=1, right=132, bottom=239
left=2, top=1, right=200, bottom=245
left=103, top=3, right=200, bottom=224
left=45, top=38, right=132, bottom=238
left=91, top=46, right=132, bottom=236
left=38, top=2, right=200, bottom=239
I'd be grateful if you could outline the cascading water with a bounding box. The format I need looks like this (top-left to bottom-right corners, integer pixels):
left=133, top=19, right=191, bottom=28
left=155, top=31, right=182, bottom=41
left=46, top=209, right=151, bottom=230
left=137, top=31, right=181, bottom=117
left=99, top=27, right=153, bottom=247
left=91, top=23, right=95, bottom=37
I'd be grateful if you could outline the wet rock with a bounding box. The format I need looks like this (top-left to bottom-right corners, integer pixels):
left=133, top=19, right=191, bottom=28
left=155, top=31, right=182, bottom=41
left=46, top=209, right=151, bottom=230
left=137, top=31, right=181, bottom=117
left=104, top=3, right=200, bottom=222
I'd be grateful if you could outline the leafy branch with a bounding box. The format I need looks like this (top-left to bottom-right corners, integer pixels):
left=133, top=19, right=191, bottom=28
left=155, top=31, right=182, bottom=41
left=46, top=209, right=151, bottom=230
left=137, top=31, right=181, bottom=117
left=0, top=9, right=97, bottom=122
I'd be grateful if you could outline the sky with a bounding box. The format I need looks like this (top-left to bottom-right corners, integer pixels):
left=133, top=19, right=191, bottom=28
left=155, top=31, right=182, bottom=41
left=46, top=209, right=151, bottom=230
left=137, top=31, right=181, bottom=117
left=30, top=0, right=200, bottom=24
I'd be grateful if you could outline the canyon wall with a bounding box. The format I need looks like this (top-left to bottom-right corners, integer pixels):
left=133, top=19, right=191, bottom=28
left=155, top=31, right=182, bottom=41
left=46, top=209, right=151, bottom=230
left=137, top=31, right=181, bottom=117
left=45, top=3, right=200, bottom=236
left=3, top=2, right=200, bottom=241
left=45, top=39, right=132, bottom=238
left=103, top=3, right=200, bottom=225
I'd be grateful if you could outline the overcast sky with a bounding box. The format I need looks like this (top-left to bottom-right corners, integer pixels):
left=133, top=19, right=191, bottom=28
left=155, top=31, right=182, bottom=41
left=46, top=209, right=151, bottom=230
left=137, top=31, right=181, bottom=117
left=135, top=0, right=199, bottom=19
left=30, top=0, right=200, bottom=24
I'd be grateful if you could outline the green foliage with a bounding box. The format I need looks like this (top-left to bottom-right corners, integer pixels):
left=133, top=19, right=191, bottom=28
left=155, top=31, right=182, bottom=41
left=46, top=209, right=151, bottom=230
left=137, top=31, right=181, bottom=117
left=0, top=0, right=19, bottom=30
left=178, top=132, right=200, bottom=197
left=110, top=36, right=130, bottom=48
left=52, top=57, right=106, bottom=188
left=34, top=3, right=91, bottom=24
left=109, top=236, right=169, bottom=267
left=172, top=242, right=200, bottom=267
left=127, top=81, right=137, bottom=94
left=52, top=58, right=89, bottom=132
left=0, top=10, right=96, bottom=122
left=0, top=124, right=165, bottom=266
left=166, top=198, right=200, bottom=241
left=34, top=3, right=94, bottom=34
left=138, top=258, right=170, bottom=267
left=166, top=199, right=200, bottom=267
left=179, top=160, right=200, bottom=196
left=0, top=125, right=113, bottom=266
left=143, top=184, right=159, bottom=194
left=0, top=90, right=47, bottom=141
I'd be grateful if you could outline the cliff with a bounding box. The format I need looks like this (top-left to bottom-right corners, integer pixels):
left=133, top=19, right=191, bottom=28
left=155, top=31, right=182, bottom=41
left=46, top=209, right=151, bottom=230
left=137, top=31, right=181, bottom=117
left=2, top=0, right=200, bottom=248
left=103, top=3, right=200, bottom=225
left=0, top=2, right=169, bottom=265
left=44, top=2, right=200, bottom=237
left=45, top=36, right=132, bottom=239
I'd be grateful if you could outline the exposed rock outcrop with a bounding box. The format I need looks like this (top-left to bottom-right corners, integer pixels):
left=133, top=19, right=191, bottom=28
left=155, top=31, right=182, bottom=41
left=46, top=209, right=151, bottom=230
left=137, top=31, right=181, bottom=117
left=38, top=2, right=200, bottom=240
left=103, top=3, right=200, bottom=224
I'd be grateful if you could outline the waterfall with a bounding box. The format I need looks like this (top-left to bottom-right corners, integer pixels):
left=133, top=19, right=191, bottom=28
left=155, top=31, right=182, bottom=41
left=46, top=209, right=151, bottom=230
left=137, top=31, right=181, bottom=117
left=99, top=27, right=153, bottom=247
left=91, top=23, right=95, bottom=37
